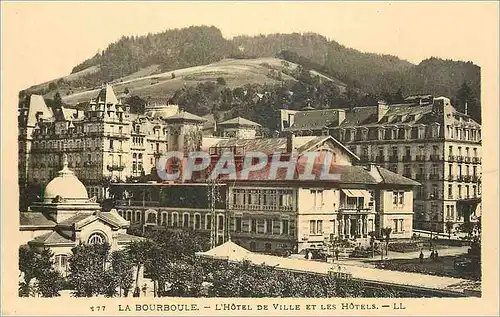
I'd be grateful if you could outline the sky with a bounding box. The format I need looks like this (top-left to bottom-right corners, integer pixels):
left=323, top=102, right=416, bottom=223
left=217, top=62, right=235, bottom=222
left=2, top=1, right=499, bottom=92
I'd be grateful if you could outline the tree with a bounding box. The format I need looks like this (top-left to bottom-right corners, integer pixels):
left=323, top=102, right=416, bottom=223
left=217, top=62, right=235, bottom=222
left=123, top=87, right=130, bottom=94
left=380, top=227, right=392, bottom=257
left=111, top=250, right=134, bottom=297
left=53, top=92, right=64, bottom=108
left=48, top=82, right=58, bottom=91
left=126, top=240, right=153, bottom=296
left=171, top=72, right=176, bottom=79
left=18, top=245, right=64, bottom=297
left=67, top=243, right=111, bottom=297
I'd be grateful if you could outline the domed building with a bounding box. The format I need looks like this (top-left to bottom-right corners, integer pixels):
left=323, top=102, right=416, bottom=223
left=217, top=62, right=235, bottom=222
left=19, top=155, right=143, bottom=274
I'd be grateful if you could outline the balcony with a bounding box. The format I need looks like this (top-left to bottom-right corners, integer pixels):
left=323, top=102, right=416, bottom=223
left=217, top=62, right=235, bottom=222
left=448, top=155, right=455, bottom=162
left=104, top=132, right=129, bottom=139
left=456, top=155, right=464, bottom=162
left=472, top=157, right=481, bottom=164
left=389, top=156, right=399, bottom=163
left=464, top=156, right=471, bottom=163
left=447, top=174, right=455, bottom=181
left=447, top=194, right=454, bottom=199
left=463, top=175, right=472, bottom=182
left=416, top=155, right=426, bottom=161
left=457, top=175, right=465, bottom=182
left=428, top=193, right=440, bottom=200
left=339, top=205, right=372, bottom=213
left=107, top=164, right=126, bottom=171
left=429, top=174, right=440, bottom=180
left=375, top=156, right=386, bottom=163
left=472, top=175, right=480, bottom=182
left=402, top=155, right=412, bottom=162
left=429, top=155, right=442, bottom=161
left=403, top=172, right=412, bottom=178
left=415, top=174, right=426, bottom=180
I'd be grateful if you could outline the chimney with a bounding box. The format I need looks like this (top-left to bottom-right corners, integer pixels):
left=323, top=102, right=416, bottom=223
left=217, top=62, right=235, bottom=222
left=377, top=100, right=389, bottom=122
left=337, top=109, right=346, bottom=126
left=464, top=101, right=468, bottom=115
left=366, top=163, right=383, bottom=183
left=286, top=132, right=296, bottom=153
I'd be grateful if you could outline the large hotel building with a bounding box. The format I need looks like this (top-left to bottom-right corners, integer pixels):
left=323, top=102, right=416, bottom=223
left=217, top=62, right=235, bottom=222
left=280, top=95, right=482, bottom=232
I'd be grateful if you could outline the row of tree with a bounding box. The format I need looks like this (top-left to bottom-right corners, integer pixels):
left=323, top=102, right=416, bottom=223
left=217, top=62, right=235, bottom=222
left=19, top=229, right=406, bottom=298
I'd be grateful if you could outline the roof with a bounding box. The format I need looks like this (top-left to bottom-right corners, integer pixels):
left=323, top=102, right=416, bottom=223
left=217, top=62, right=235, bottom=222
left=26, top=95, right=53, bottom=126
left=58, top=210, right=129, bottom=230
left=20, top=213, right=56, bottom=227
left=213, top=138, right=288, bottom=155
left=196, top=240, right=251, bottom=260
left=58, top=213, right=92, bottom=226
left=29, top=230, right=74, bottom=245
left=164, top=111, right=207, bottom=123
left=96, top=84, right=119, bottom=105
left=285, top=109, right=343, bottom=131
left=115, top=232, right=146, bottom=243
left=218, top=117, right=261, bottom=127
left=376, top=166, right=421, bottom=186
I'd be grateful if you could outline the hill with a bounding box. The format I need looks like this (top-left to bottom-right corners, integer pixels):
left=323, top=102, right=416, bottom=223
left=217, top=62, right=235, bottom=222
left=21, top=26, right=481, bottom=123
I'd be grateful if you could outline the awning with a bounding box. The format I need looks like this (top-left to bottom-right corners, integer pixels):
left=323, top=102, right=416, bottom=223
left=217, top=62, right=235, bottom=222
left=342, top=189, right=371, bottom=200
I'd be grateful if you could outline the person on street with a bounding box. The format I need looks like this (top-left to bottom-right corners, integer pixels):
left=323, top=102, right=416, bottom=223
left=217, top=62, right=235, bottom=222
left=419, top=250, right=424, bottom=264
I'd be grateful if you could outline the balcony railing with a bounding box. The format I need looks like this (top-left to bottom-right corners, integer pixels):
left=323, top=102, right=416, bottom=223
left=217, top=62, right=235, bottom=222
left=402, top=155, right=412, bottom=162
left=428, top=193, right=440, bottom=200
left=463, top=175, right=472, bottom=182
left=448, top=155, right=455, bottom=162
left=403, top=172, right=412, bottom=178
left=472, top=175, right=480, bottom=182
left=447, top=194, right=454, bottom=199
left=457, top=175, right=465, bottom=182
left=107, top=164, right=126, bottom=171
left=472, top=157, right=481, bottom=164
left=231, top=204, right=295, bottom=212
left=429, top=155, right=441, bottom=161
left=104, top=132, right=129, bottom=139
left=456, top=155, right=464, bottom=162
left=416, top=155, right=426, bottom=161
left=415, top=174, right=426, bottom=180
left=464, top=156, right=471, bottom=163
left=447, top=174, right=455, bottom=181
left=376, top=156, right=385, bottom=163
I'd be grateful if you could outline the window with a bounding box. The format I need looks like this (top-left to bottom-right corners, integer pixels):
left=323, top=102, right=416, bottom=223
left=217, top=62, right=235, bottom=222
left=448, top=164, right=453, bottom=176
left=161, top=213, right=168, bottom=226
left=266, top=219, right=273, bottom=233
left=282, top=220, right=289, bottom=235
left=450, top=206, right=455, bottom=218
left=310, top=190, right=323, bottom=208
left=251, top=219, right=257, bottom=233
left=88, top=232, right=106, bottom=244
left=458, top=185, right=462, bottom=198
left=172, top=213, right=179, bottom=227
left=194, top=214, right=201, bottom=229
left=206, top=215, right=212, bottom=230
left=183, top=213, right=190, bottom=228
left=309, top=220, right=323, bottom=235
left=235, top=217, right=242, bottom=232
left=218, top=215, right=224, bottom=230
left=393, top=191, right=405, bottom=206
left=449, top=146, right=453, bottom=156
left=54, top=254, right=69, bottom=276
left=465, top=185, right=470, bottom=198
left=448, top=185, right=453, bottom=198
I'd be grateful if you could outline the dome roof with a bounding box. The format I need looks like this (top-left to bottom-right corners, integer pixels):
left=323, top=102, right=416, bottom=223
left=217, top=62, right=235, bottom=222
left=43, top=157, right=88, bottom=202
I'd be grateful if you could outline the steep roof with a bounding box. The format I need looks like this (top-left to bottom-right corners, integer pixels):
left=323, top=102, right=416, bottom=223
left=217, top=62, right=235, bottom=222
left=96, top=84, right=119, bottom=105
left=218, top=117, right=261, bottom=127
left=26, top=95, right=53, bottom=127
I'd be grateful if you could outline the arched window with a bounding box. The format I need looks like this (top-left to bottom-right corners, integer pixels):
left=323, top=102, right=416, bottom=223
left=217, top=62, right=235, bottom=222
left=194, top=214, right=201, bottom=230
left=147, top=212, right=157, bottom=224
left=183, top=213, right=190, bottom=228
left=54, top=254, right=69, bottom=276
left=172, top=213, right=179, bottom=227
left=88, top=232, right=106, bottom=244
left=161, top=213, right=168, bottom=226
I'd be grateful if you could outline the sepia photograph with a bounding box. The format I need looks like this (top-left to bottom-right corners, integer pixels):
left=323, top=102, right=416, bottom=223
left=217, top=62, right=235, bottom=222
left=1, top=1, right=499, bottom=316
